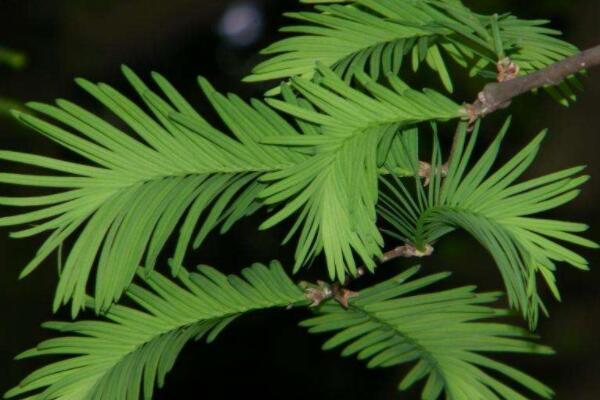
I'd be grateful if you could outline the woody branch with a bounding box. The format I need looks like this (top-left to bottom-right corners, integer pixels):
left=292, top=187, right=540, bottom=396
left=467, top=44, right=600, bottom=118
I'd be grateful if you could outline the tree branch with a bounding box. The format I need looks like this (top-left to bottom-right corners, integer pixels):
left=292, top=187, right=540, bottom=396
left=301, top=244, right=434, bottom=308
left=467, top=44, right=600, bottom=118
left=353, top=244, right=435, bottom=282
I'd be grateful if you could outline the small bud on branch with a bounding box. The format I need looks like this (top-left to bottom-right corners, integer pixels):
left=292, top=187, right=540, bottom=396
left=301, top=243, right=434, bottom=308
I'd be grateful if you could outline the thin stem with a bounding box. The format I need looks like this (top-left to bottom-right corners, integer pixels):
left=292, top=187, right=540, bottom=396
left=466, top=44, right=600, bottom=118
left=302, top=244, right=434, bottom=307
left=355, top=244, right=435, bottom=281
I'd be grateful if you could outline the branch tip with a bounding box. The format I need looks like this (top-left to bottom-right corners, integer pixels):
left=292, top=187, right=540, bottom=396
left=464, top=44, right=600, bottom=121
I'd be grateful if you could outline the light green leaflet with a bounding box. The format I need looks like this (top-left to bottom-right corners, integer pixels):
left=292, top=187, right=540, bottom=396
left=5, top=261, right=306, bottom=400
left=378, top=119, right=597, bottom=327
left=248, top=0, right=581, bottom=103
left=0, top=67, right=303, bottom=316
left=304, top=265, right=554, bottom=400
left=0, top=65, right=460, bottom=315
left=257, top=64, right=461, bottom=280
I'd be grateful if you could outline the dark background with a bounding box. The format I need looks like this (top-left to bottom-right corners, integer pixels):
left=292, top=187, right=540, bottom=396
left=0, top=0, right=599, bottom=398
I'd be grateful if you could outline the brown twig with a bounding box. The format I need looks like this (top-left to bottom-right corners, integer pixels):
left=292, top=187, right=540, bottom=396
left=419, top=121, right=466, bottom=186
left=418, top=161, right=448, bottom=186
left=465, top=44, right=600, bottom=119
left=302, top=243, right=434, bottom=308
left=349, top=244, right=434, bottom=285
left=380, top=243, right=434, bottom=261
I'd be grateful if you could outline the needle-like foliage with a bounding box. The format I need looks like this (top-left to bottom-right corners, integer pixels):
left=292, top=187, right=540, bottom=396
left=5, top=261, right=306, bottom=400
left=247, top=0, right=581, bottom=102
left=1, top=1, right=596, bottom=398
left=7, top=262, right=558, bottom=400
left=0, top=67, right=308, bottom=316
left=378, top=119, right=597, bottom=327
left=303, top=265, right=554, bottom=399
left=258, top=64, right=460, bottom=280
left=0, top=64, right=460, bottom=315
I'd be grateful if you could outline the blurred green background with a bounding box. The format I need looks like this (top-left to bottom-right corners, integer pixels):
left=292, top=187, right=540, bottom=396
left=1, top=0, right=598, bottom=398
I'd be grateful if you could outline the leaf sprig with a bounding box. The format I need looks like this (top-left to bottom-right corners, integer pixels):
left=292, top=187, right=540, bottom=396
left=248, top=0, right=581, bottom=102
left=0, top=67, right=303, bottom=316
left=5, top=261, right=305, bottom=400
left=378, top=119, right=597, bottom=326
left=304, top=265, right=554, bottom=399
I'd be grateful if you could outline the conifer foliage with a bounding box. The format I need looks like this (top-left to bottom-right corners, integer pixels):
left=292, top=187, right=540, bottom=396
left=1, top=1, right=596, bottom=399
